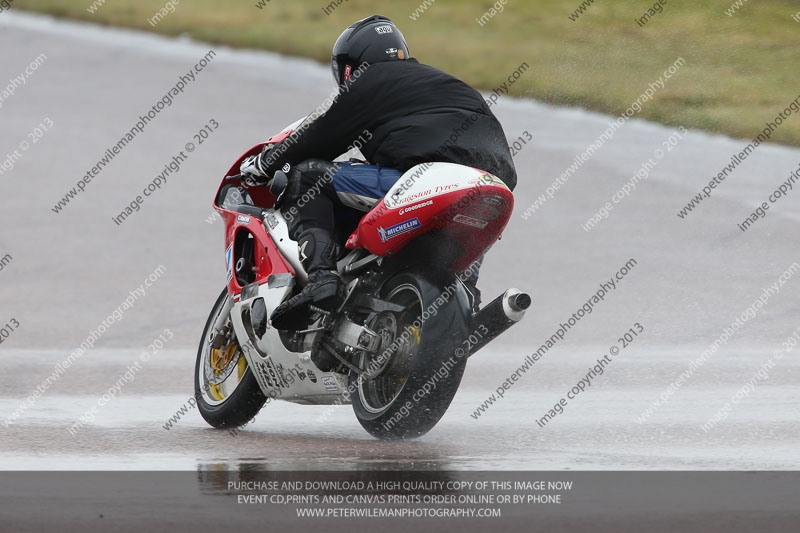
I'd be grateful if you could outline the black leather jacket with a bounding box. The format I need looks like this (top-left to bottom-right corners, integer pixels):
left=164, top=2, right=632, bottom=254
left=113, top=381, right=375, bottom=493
left=260, top=58, right=517, bottom=190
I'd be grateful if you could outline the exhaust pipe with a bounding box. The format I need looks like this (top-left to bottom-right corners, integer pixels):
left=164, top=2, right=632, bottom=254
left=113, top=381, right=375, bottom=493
left=469, top=288, right=531, bottom=357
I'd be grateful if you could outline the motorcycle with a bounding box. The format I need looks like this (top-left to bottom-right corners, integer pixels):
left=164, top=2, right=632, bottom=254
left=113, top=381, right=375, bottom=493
left=194, top=117, right=531, bottom=439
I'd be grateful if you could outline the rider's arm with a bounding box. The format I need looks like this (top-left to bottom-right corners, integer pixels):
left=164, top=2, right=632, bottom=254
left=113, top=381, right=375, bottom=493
left=256, top=71, right=378, bottom=178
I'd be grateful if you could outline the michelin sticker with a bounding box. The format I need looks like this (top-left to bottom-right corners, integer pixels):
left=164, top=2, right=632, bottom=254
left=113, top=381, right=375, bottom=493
left=377, top=218, right=421, bottom=243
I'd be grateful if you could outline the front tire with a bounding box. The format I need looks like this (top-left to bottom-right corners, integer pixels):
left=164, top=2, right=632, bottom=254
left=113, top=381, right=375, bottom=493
left=350, top=271, right=470, bottom=439
left=194, top=289, right=266, bottom=428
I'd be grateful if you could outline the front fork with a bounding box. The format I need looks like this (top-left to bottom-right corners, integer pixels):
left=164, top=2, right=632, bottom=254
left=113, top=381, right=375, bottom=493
left=209, top=292, right=234, bottom=349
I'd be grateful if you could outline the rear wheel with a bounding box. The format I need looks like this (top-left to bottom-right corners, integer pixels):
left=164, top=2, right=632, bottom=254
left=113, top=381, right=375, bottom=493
left=350, top=271, right=470, bottom=439
left=194, top=289, right=266, bottom=428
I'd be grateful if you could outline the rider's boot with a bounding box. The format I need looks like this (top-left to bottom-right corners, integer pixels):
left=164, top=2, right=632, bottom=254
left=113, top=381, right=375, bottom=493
left=270, top=228, right=343, bottom=330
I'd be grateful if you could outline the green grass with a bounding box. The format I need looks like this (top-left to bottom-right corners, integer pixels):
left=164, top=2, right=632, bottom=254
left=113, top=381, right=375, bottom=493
left=12, top=0, right=800, bottom=145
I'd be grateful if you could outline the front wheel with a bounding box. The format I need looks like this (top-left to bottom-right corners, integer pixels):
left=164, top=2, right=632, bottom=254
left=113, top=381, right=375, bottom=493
left=350, top=271, right=470, bottom=439
left=194, top=288, right=266, bottom=428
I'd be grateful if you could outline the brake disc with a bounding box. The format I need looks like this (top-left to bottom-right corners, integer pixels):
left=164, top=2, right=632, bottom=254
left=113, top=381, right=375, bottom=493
left=361, top=312, right=416, bottom=380
left=206, top=338, right=241, bottom=385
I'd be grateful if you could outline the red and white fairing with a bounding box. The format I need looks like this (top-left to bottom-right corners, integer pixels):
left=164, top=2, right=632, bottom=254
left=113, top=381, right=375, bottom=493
left=207, top=116, right=519, bottom=404
left=214, top=117, right=513, bottom=299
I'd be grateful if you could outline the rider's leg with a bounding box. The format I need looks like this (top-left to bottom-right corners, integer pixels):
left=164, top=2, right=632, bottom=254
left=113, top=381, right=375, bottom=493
left=327, top=161, right=404, bottom=212
left=270, top=160, right=402, bottom=330
left=270, top=160, right=343, bottom=330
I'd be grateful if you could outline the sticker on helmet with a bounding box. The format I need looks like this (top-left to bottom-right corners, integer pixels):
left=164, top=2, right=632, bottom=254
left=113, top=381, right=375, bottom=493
left=343, top=64, right=352, bottom=80
left=375, top=25, right=394, bottom=34
left=397, top=49, right=405, bottom=59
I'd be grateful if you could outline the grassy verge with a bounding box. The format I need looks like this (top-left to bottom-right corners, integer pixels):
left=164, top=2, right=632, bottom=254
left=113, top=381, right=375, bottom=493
left=10, top=0, right=800, bottom=146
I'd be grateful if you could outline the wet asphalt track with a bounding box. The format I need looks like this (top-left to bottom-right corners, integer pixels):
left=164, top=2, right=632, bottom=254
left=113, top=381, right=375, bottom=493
left=0, top=12, right=799, bottom=476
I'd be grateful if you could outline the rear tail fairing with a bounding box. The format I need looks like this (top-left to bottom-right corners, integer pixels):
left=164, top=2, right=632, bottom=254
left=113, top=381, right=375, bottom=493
left=347, top=163, right=513, bottom=271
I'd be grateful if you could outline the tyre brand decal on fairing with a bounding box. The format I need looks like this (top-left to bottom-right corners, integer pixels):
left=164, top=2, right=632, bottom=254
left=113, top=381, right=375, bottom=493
left=453, top=214, right=488, bottom=229
left=391, top=183, right=464, bottom=207
left=322, top=376, right=338, bottom=392
left=377, top=217, right=421, bottom=243
left=252, top=357, right=290, bottom=391
left=237, top=215, right=251, bottom=224
left=398, top=200, right=433, bottom=215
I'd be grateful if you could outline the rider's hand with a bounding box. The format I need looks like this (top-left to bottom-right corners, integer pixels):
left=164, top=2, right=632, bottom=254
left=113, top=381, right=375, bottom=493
left=239, top=143, right=278, bottom=186
left=239, top=154, right=269, bottom=186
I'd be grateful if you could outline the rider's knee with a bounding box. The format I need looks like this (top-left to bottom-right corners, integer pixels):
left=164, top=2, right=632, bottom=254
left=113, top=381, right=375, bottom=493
left=294, top=159, right=339, bottom=186
left=284, top=159, right=339, bottom=205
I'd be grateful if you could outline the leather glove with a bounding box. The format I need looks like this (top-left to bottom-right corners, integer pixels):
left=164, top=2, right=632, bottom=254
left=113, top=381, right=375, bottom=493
left=240, top=142, right=280, bottom=185
left=239, top=154, right=270, bottom=186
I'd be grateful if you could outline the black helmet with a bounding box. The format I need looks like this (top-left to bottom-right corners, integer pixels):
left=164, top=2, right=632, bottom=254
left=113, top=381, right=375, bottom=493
left=331, top=15, right=409, bottom=86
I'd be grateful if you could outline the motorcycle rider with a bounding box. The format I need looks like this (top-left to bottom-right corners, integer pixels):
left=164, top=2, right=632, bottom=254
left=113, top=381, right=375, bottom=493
left=240, top=14, right=517, bottom=331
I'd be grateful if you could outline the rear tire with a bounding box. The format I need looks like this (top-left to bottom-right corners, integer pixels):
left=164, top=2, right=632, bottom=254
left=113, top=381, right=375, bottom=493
left=350, top=271, right=470, bottom=439
left=194, top=289, right=266, bottom=428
